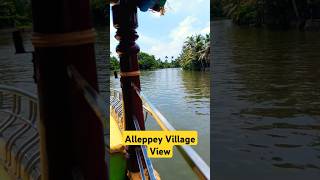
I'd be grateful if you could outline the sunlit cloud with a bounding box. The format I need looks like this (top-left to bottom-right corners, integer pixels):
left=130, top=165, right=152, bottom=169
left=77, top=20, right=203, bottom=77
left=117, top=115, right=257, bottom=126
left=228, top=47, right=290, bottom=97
left=109, top=0, right=209, bottom=60
left=140, top=16, right=210, bottom=60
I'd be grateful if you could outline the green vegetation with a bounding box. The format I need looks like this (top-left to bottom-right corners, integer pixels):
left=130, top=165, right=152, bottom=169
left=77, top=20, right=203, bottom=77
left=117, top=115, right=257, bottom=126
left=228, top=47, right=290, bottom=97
left=211, top=0, right=224, bottom=18
left=91, top=0, right=107, bottom=25
left=138, top=52, right=158, bottom=70
left=110, top=52, right=180, bottom=71
left=176, top=34, right=210, bottom=71
left=0, top=0, right=32, bottom=28
left=0, top=0, right=107, bottom=28
left=110, top=34, right=210, bottom=71
left=110, top=55, right=119, bottom=70
left=213, top=0, right=320, bottom=30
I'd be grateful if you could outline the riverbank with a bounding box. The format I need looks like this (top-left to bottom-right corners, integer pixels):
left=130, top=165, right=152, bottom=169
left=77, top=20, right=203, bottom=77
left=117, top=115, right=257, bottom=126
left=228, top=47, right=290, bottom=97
left=213, top=1, right=320, bottom=31
left=0, top=0, right=107, bottom=28
left=0, top=27, right=32, bottom=33
left=213, top=18, right=320, bottom=31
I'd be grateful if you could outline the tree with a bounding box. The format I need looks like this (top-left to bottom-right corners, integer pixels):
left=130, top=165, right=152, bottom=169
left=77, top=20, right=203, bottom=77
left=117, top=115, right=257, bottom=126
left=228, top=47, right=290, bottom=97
left=91, top=0, right=107, bottom=25
left=0, top=0, right=32, bottom=28
left=138, top=52, right=158, bottom=70
left=110, top=56, right=119, bottom=70
left=177, top=34, right=210, bottom=71
left=219, top=0, right=320, bottom=29
left=0, top=0, right=15, bottom=27
left=0, top=0, right=108, bottom=28
left=212, top=0, right=224, bottom=18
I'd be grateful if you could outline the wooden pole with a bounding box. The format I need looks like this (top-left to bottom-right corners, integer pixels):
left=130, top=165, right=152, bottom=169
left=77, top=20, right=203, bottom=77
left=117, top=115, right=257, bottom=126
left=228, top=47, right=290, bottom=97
left=112, top=0, right=145, bottom=172
left=31, top=0, right=107, bottom=179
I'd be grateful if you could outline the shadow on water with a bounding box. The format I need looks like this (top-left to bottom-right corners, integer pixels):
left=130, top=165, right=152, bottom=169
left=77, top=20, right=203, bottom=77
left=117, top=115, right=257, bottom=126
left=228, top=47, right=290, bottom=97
left=213, top=20, right=320, bottom=179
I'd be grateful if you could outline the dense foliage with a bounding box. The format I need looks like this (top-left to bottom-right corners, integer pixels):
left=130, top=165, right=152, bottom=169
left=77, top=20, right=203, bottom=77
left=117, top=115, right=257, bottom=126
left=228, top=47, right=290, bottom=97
left=110, top=55, right=119, bottom=70
left=176, top=34, right=210, bottom=71
left=0, top=0, right=32, bottom=28
left=110, top=34, right=210, bottom=71
left=213, top=0, right=320, bottom=29
left=212, top=0, right=224, bottom=18
left=0, top=0, right=107, bottom=28
left=110, top=52, right=180, bottom=71
left=91, top=0, right=107, bottom=25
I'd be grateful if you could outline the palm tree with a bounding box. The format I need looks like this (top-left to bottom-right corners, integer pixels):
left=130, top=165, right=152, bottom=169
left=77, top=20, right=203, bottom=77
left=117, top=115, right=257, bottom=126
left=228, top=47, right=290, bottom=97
left=199, top=34, right=210, bottom=70
left=222, top=0, right=241, bottom=18
left=178, top=34, right=210, bottom=70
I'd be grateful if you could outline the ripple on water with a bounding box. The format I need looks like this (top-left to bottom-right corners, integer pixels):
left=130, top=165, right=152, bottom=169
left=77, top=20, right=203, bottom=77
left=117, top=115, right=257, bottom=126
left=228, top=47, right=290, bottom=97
left=213, top=19, right=320, bottom=179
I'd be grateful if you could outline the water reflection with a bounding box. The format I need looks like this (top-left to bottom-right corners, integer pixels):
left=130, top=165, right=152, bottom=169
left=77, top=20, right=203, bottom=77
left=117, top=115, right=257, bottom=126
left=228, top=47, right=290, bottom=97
left=213, top=20, right=320, bottom=179
left=181, top=70, right=210, bottom=116
left=0, top=28, right=108, bottom=98
left=181, top=71, right=210, bottom=97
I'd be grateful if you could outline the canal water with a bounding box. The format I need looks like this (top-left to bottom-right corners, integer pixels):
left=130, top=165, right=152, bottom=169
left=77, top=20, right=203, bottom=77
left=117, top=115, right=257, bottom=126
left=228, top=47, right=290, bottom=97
left=213, top=20, right=320, bottom=179
left=0, top=27, right=108, bottom=98
left=110, top=68, right=210, bottom=179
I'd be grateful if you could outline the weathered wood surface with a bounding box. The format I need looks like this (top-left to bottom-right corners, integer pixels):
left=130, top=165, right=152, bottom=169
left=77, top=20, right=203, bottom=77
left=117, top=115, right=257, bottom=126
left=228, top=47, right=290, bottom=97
left=31, top=0, right=107, bottom=179
left=112, top=0, right=145, bottom=173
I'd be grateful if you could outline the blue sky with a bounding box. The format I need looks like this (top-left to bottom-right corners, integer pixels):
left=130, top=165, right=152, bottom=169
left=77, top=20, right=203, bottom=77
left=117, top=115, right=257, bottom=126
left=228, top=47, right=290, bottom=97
left=110, top=0, right=210, bottom=61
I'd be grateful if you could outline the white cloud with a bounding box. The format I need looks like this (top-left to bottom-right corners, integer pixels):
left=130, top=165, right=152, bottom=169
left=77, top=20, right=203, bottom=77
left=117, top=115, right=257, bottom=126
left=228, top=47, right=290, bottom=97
left=165, top=0, right=207, bottom=14
left=110, top=19, right=117, bottom=56
left=109, top=0, right=210, bottom=60
left=170, top=16, right=198, bottom=40
left=140, top=16, right=209, bottom=60
left=149, top=11, right=162, bottom=18
left=165, top=1, right=182, bottom=13
left=200, top=22, right=210, bottom=34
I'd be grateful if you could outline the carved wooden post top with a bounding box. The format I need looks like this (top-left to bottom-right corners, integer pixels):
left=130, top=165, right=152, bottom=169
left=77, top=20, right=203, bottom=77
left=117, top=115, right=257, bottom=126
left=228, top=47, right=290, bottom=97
left=111, top=0, right=143, bottom=172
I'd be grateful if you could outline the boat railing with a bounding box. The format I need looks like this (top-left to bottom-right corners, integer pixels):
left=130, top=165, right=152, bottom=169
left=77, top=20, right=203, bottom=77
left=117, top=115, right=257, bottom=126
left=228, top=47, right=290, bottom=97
left=68, top=67, right=159, bottom=180
left=111, top=85, right=210, bottom=180
left=67, top=66, right=108, bottom=127
left=1, top=65, right=210, bottom=179
left=67, top=66, right=110, bottom=149
left=0, top=84, right=40, bottom=179
left=0, top=66, right=110, bottom=180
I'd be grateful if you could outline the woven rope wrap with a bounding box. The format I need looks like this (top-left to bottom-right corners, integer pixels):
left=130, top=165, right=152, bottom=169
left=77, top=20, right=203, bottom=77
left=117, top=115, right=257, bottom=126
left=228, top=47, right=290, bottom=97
left=120, top=71, right=140, bottom=77
left=32, top=29, right=96, bottom=47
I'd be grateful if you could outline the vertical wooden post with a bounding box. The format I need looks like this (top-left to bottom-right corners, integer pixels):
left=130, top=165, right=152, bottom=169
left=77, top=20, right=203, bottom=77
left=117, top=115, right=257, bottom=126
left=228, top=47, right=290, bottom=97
left=31, top=0, right=107, bottom=179
left=12, top=31, right=26, bottom=54
left=112, top=0, right=145, bottom=172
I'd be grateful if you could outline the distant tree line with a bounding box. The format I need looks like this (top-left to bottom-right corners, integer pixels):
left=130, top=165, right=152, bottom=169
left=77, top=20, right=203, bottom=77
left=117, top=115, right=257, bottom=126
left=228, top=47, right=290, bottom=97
left=110, top=52, right=180, bottom=71
left=110, top=34, right=211, bottom=71
left=0, top=0, right=107, bottom=28
left=212, top=0, right=320, bottom=30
